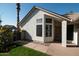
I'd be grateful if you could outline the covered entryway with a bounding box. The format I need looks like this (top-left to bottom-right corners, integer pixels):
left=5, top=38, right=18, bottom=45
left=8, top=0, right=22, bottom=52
left=51, top=19, right=75, bottom=47
left=67, top=25, right=74, bottom=43
left=44, top=14, right=71, bottom=47
left=54, top=22, right=74, bottom=42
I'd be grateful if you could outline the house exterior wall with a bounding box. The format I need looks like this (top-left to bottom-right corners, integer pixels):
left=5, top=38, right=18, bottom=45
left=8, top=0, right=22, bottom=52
left=21, top=9, right=56, bottom=43
left=21, top=10, right=45, bottom=43
left=21, top=9, right=65, bottom=43
left=73, top=23, right=79, bottom=45
left=54, top=20, right=61, bottom=42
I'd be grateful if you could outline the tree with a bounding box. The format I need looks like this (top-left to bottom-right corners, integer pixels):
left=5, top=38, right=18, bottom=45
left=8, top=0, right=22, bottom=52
left=16, top=3, right=20, bottom=31
left=16, top=3, right=21, bottom=40
left=3, top=25, right=16, bottom=31
left=0, top=25, right=16, bottom=52
left=0, top=20, right=2, bottom=25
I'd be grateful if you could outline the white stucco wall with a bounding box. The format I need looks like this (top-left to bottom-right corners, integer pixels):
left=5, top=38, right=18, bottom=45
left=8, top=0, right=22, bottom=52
left=21, top=10, right=45, bottom=43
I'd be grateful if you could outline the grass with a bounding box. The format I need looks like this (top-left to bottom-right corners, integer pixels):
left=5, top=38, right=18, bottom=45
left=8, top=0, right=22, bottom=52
left=0, top=46, right=48, bottom=56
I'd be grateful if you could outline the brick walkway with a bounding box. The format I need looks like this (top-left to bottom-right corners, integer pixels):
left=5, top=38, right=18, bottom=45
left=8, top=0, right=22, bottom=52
left=23, top=42, right=79, bottom=56
left=24, top=42, right=48, bottom=53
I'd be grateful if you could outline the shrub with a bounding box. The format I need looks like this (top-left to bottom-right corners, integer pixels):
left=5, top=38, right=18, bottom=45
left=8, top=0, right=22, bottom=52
left=0, top=26, right=13, bottom=52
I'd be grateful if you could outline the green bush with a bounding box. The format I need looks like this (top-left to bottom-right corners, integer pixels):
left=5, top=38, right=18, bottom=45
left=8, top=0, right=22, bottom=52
left=0, top=26, right=13, bottom=52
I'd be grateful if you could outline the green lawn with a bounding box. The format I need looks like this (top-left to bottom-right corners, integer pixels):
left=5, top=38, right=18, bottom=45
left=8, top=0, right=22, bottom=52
left=0, top=46, right=48, bottom=56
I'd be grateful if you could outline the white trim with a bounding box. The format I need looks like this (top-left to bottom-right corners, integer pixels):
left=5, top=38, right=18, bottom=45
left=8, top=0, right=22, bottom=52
left=72, top=24, right=78, bottom=45
left=42, top=14, right=45, bottom=42
left=62, top=20, right=67, bottom=47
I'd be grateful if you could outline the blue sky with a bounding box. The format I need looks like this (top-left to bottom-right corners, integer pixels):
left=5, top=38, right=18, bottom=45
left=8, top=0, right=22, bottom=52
left=0, top=3, right=79, bottom=26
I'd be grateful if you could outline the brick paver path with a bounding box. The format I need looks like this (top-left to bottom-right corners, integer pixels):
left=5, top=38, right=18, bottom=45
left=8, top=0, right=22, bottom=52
left=24, top=42, right=79, bottom=56
left=24, top=42, right=48, bottom=53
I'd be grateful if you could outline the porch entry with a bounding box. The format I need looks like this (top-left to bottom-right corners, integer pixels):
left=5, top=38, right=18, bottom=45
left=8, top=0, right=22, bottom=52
left=54, top=21, right=74, bottom=44
left=67, top=25, right=74, bottom=43
left=44, top=18, right=74, bottom=44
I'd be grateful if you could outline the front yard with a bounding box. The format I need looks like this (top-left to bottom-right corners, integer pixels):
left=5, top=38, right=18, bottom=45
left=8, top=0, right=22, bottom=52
left=0, top=46, right=48, bottom=56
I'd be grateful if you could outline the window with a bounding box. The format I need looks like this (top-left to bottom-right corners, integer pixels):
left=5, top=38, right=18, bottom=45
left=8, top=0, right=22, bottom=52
left=36, top=18, right=42, bottom=23
left=45, top=25, right=52, bottom=37
left=46, top=18, right=52, bottom=23
left=36, top=25, right=42, bottom=36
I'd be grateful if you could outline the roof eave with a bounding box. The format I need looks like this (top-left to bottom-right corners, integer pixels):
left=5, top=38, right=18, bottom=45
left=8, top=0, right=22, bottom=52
left=35, top=6, right=71, bottom=22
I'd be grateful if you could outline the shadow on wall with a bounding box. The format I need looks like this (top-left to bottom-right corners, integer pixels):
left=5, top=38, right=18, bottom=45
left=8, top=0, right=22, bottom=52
left=21, top=30, right=33, bottom=42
